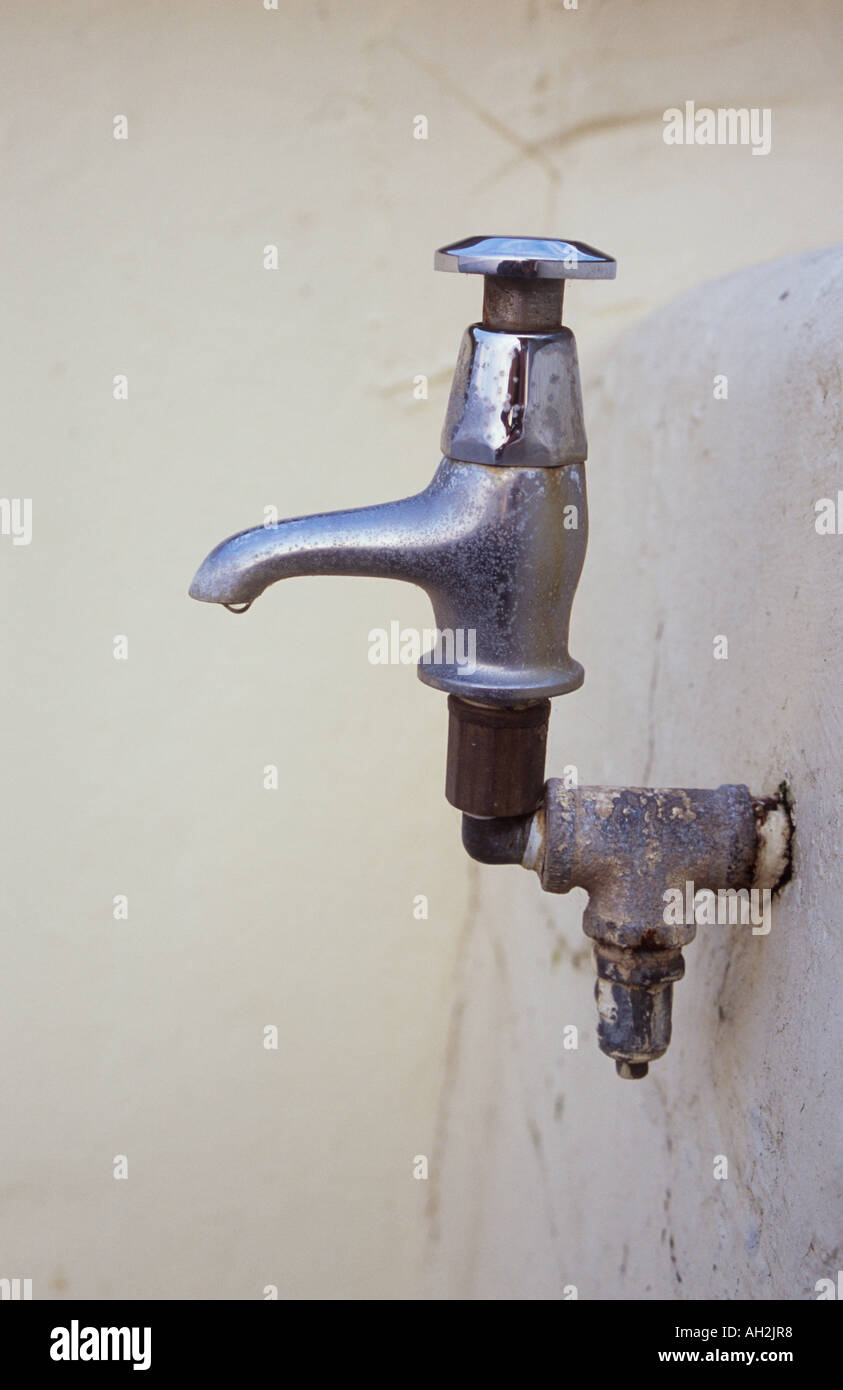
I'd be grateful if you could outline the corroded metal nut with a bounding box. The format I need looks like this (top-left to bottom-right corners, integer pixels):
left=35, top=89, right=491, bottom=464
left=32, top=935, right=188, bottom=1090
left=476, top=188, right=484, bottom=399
left=594, top=944, right=685, bottom=1078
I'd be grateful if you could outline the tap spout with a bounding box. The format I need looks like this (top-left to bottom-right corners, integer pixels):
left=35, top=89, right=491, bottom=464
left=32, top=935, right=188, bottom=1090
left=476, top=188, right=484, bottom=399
left=189, top=485, right=440, bottom=609
left=189, top=457, right=588, bottom=705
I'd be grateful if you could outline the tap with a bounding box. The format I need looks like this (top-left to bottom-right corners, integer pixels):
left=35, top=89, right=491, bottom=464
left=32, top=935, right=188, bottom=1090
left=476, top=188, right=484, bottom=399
left=190, top=235, right=792, bottom=1079
left=190, top=236, right=615, bottom=719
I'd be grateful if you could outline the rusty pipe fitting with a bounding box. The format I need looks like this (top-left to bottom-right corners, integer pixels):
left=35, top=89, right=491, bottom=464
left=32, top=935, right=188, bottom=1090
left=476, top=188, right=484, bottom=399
left=537, top=784, right=759, bottom=941
left=507, top=782, right=792, bottom=1077
left=463, top=782, right=793, bottom=1077
left=594, top=944, right=685, bottom=1080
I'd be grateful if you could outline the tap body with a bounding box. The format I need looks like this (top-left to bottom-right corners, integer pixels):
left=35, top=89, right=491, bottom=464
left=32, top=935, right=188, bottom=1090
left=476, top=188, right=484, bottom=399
left=190, top=301, right=596, bottom=706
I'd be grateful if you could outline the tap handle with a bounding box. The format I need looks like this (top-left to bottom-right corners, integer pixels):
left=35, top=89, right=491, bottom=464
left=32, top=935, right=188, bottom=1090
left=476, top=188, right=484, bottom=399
left=435, top=235, right=615, bottom=333
left=434, top=235, right=616, bottom=280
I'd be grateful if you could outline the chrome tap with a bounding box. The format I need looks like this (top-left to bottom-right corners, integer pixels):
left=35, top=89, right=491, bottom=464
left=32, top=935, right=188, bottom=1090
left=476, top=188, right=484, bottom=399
left=189, top=236, right=615, bottom=707
left=190, top=236, right=792, bottom=1080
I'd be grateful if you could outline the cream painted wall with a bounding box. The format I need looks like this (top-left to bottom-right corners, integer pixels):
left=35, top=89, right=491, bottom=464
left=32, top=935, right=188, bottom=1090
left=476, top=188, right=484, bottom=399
left=0, top=0, right=839, bottom=1299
